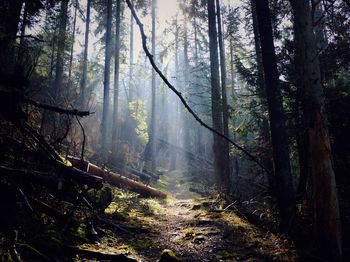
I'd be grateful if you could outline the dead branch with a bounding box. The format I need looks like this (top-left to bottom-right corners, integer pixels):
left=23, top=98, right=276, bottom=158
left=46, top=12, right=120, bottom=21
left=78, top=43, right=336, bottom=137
left=16, top=34, right=45, bottom=42
left=125, top=0, right=270, bottom=176
left=25, top=98, right=91, bottom=117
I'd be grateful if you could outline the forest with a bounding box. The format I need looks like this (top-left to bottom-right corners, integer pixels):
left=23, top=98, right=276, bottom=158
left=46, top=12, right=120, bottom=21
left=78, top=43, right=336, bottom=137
left=0, top=0, right=349, bottom=261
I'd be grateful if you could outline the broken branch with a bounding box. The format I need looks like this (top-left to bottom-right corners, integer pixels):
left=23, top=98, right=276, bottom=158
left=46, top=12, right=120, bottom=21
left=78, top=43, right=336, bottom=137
left=26, top=98, right=91, bottom=117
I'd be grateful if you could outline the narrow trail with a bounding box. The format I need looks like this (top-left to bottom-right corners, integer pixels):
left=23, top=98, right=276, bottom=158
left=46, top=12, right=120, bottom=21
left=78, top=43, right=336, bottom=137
left=91, top=171, right=298, bottom=261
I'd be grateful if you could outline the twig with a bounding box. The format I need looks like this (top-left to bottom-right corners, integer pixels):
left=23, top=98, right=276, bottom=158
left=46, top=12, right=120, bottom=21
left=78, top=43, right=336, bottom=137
left=125, top=0, right=270, bottom=175
left=26, top=98, right=91, bottom=117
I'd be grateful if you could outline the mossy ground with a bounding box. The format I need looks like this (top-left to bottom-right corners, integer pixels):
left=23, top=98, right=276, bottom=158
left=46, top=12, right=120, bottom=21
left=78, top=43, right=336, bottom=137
left=1, top=170, right=298, bottom=261
left=70, top=170, right=298, bottom=261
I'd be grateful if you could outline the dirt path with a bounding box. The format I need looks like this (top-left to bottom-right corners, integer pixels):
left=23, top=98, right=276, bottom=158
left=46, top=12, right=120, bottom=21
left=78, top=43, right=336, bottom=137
left=87, top=172, right=298, bottom=261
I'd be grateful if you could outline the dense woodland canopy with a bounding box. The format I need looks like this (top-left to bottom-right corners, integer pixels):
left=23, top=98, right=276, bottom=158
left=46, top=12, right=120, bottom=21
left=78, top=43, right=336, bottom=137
left=0, top=0, right=349, bottom=261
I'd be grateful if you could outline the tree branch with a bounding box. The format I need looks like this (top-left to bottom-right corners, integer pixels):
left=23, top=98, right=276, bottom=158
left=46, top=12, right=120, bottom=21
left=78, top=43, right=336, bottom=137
left=16, top=34, right=45, bottom=42
left=124, top=0, right=270, bottom=175
left=26, top=98, right=91, bottom=117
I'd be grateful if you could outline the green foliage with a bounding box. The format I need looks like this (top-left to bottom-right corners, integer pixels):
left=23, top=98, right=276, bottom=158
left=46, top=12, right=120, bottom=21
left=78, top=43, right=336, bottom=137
left=128, top=99, right=149, bottom=145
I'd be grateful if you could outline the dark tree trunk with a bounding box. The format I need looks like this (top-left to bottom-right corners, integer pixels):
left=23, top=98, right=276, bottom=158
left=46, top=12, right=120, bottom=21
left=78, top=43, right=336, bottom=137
left=0, top=0, right=24, bottom=76
left=129, top=0, right=134, bottom=101
left=80, top=0, right=91, bottom=108
left=18, top=2, right=28, bottom=65
left=255, top=0, right=295, bottom=229
left=208, top=0, right=229, bottom=191
left=229, top=37, right=239, bottom=177
left=68, top=0, right=78, bottom=88
left=150, top=0, right=157, bottom=172
left=54, top=0, right=69, bottom=102
left=216, top=0, right=231, bottom=184
left=291, top=0, right=342, bottom=259
left=183, top=12, right=191, bottom=152
left=101, top=0, right=113, bottom=158
left=250, top=0, right=274, bottom=188
left=112, top=0, right=121, bottom=155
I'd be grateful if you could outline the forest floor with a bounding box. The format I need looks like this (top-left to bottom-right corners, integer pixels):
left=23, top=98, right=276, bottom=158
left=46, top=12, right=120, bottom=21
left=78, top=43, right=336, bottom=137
left=74, top=170, right=299, bottom=262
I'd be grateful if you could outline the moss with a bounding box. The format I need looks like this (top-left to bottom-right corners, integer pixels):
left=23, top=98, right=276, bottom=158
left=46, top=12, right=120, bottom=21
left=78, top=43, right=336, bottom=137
left=222, top=212, right=253, bottom=230
left=160, top=249, right=182, bottom=261
left=215, top=250, right=238, bottom=260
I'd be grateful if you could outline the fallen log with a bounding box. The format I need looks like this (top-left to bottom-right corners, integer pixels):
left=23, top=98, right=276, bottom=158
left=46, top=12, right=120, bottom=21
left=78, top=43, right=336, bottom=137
left=87, top=163, right=167, bottom=199
left=110, top=163, right=153, bottom=184
left=67, top=158, right=167, bottom=199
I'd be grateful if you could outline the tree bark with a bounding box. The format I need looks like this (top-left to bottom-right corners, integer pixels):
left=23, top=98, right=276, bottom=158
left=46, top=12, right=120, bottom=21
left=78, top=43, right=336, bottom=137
left=129, top=0, right=134, bottom=101
left=80, top=0, right=91, bottom=108
left=112, top=0, right=121, bottom=155
left=216, top=0, right=231, bottom=184
left=208, top=0, right=229, bottom=191
left=229, top=35, right=239, bottom=177
left=183, top=11, right=191, bottom=152
left=54, top=0, right=69, bottom=102
left=150, top=0, right=157, bottom=172
left=291, top=0, right=342, bottom=259
left=250, top=0, right=274, bottom=188
left=17, top=1, right=28, bottom=65
left=101, top=0, right=113, bottom=158
left=0, top=0, right=24, bottom=75
left=68, top=0, right=78, bottom=88
left=255, top=0, right=295, bottom=229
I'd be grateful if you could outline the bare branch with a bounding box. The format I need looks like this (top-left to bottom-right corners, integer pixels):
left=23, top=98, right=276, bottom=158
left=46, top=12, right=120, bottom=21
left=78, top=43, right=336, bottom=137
left=16, top=34, right=45, bottom=42
left=26, top=98, right=91, bottom=117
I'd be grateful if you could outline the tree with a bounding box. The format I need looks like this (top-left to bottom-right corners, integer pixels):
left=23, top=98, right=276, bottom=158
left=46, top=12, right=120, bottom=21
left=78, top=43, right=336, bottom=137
left=68, top=0, right=78, bottom=88
left=54, top=0, right=69, bottom=101
left=207, top=0, right=229, bottom=191
left=112, top=0, right=121, bottom=155
left=149, top=0, right=157, bottom=172
left=290, top=0, right=342, bottom=259
left=80, top=0, right=91, bottom=108
left=254, top=0, right=295, bottom=229
left=101, top=0, right=113, bottom=158
left=129, top=0, right=134, bottom=101
left=216, top=0, right=230, bottom=184
left=250, top=0, right=274, bottom=187
left=0, top=0, right=24, bottom=75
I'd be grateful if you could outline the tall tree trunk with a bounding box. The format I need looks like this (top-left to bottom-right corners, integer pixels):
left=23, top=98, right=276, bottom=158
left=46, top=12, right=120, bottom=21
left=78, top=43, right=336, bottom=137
left=169, top=14, right=179, bottom=171
left=291, top=0, right=342, bottom=259
left=216, top=0, right=231, bottom=184
left=80, top=0, right=91, bottom=108
left=250, top=0, right=274, bottom=187
left=54, top=0, right=69, bottom=102
left=18, top=2, right=28, bottom=65
left=183, top=11, right=191, bottom=152
left=150, top=0, right=157, bottom=172
left=193, top=17, right=203, bottom=156
left=208, top=0, right=229, bottom=191
left=129, top=0, right=134, bottom=101
left=101, top=0, right=113, bottom=159
left=0, top=0, right=24, bottom=76
left=229, top=36, right=239, bottom=177
left=68, top=0, right=78, bottom=88
left=112, top=0, right=121, bottom=155
left=255, top=0, right=295, bottom=229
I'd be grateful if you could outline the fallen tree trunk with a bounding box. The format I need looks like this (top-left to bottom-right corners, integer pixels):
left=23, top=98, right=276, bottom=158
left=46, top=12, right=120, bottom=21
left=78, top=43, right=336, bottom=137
left=67, top=157, right=167, bottom=199
left=88, top=163, right=167, bottom=199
